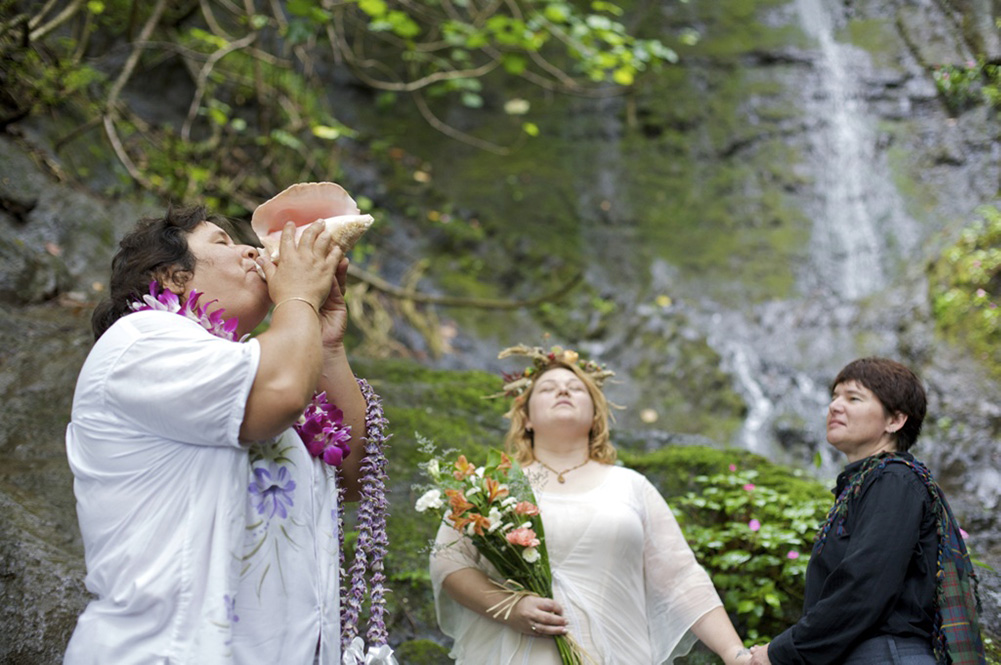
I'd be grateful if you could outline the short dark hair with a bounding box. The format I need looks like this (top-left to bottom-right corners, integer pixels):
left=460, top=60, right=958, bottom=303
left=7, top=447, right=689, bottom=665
left=91, top=205, right=210, bottom=340
left=831, top=357, right=927, bottom=452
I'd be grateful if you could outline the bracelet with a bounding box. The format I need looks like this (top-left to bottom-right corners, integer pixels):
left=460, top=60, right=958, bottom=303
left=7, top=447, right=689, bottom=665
left=272, top=296, right=319, bottom=316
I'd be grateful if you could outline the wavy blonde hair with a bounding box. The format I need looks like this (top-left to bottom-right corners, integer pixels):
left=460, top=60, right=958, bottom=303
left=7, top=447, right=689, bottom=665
left=502, top=363, right=616, bottom=466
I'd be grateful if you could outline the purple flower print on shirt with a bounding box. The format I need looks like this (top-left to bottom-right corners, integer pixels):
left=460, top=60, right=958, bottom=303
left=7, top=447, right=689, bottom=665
left=224, top=594, right=239, bottom=623
left=249, top=462, right=296, bottom=519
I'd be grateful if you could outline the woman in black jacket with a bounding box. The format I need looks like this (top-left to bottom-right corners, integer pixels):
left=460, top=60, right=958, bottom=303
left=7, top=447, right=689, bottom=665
left=749, top=357, right=985, bottom=665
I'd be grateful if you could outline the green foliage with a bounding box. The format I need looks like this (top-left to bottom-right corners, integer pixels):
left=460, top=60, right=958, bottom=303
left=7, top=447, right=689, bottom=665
left=672, top=467, right=829, bottom=641
left=932, top=59, right=1001, bottom=115
left=391, top=638, right=452, bottom=664
left=1, top=0, right=682, bottom=208
left=929, top=205, right=1001, bottom=377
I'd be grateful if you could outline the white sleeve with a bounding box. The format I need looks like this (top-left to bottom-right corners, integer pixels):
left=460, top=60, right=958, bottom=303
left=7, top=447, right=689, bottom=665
left=103, top=311, right=261, bottom=447
left=638, top=476, right=723, bottom=663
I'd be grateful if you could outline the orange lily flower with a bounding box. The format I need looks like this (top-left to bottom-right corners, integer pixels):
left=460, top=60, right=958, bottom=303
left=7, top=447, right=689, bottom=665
left=484, top=477, right=510, bottom=503
left=468, top=513, right=491, bottom=536
left=445, top=489, right=473, bottom=515
left=452, top=454, right=477, bottom=480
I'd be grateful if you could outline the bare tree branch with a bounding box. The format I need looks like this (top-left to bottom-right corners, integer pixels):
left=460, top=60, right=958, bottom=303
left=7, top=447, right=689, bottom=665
left=198, top=0, right=234, bottom=40
left=347, top=264, right=583, bottom=309
left=29, top=0, right=84, bottom=42
left=411, top=90, right=516, bottom=155
left=26, top=0, right=64, bottom=31
left=101, top=0, right=169, bottom=190
left=181, top=32, right=258, bottom=141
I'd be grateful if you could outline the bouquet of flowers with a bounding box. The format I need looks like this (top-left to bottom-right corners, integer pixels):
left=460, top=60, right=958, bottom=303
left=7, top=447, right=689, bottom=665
left=415, top=445, right=585, bottom=665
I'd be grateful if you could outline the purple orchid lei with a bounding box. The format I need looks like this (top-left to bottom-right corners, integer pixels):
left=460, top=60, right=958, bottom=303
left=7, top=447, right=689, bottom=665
left=341, top=377, right=392, bottom=652
left=130, top=282, right=393, bottom=655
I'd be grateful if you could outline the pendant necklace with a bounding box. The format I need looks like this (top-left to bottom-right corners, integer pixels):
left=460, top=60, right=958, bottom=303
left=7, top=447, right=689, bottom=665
left=538, top=458, right=589, bottom=484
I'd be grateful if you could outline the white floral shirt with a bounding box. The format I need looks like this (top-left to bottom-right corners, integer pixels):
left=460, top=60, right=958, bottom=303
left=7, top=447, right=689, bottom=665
left=65, top=311, right=341, bottom=665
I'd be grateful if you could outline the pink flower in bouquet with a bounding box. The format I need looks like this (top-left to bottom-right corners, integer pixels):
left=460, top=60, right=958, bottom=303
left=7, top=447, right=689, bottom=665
left=514, top=501, right=540, bottom=516
left=506, top=527, right=540, bottom=548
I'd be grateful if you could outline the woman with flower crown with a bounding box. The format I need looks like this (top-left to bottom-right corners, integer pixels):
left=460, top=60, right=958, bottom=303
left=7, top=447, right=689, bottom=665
left=64, top=205, right=391, bottom=664
left=429, top=345, right=752, bottom=665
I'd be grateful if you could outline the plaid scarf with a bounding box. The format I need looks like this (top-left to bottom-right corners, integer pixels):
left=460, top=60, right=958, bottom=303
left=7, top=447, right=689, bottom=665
left=814, top=452, right=986, bottom=665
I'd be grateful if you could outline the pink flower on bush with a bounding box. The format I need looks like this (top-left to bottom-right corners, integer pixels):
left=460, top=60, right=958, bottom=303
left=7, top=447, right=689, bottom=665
left=748, top=519, right=761, bottom=532
left=743, top=483, right=756, bottom=491
left=787, top=550, right=800, bottom=559
left=960, top=528, right=970, bottom=540
left=728, top=464, right=737, bottom=472
left=506, top=527, right=540, bottom=548
left=514, top=501, right=540, bottom=516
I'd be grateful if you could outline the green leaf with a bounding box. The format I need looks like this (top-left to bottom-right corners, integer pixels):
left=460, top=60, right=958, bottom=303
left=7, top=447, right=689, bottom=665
left=522, top=122, right=539, bottom=137
left=591, top=1, right=624, bottom=16
left=269, top=129, right=304, bottom=150
left=502, top=54, right=528, bottom=75
left=207, top=107, right=228, bottom=126
left=612, top=67, right=634, bottom=86
left=543, top=4, right=571, bottom=23
left=461, top=92, right=483, bottom=108
left=357, top=0, right=388, bottom=18
left=387, top=10, right=421, bottom=39
left=311, top=125, right=341, bottom=140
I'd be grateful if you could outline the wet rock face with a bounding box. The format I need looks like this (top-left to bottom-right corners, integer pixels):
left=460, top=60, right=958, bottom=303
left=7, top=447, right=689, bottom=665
left=0, top=305, right=91, bottom=663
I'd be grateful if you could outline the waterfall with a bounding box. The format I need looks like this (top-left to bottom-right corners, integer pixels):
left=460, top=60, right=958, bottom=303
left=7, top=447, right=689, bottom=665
left=795, top=0, right=918, bottom=300
left=693, top=0, right=928, bottom=460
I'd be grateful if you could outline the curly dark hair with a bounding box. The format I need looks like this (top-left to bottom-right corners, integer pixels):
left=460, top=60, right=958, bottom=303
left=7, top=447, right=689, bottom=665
left=90, top=205, right=226, bottom=339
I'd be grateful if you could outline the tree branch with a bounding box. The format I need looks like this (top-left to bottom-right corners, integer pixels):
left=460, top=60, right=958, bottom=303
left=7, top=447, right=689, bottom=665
left=411, top=90, right=516, bottom=155
left=181, top=32, right=258, bottom=142
left=347, top=264, right=583, bottom=309
left=29, top=0, right=85, bottom=43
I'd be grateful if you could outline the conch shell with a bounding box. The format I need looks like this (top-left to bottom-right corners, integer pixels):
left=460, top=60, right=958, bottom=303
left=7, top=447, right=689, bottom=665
left=251, top=182, right=374, bottom=261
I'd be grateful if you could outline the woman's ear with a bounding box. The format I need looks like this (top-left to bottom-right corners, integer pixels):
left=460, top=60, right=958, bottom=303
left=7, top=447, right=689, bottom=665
left=886, top=411, right=907, bottom=434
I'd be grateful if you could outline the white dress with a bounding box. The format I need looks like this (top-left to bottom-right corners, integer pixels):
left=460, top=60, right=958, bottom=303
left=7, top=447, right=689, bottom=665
left=65, top=311, right=342, bottom=665
left=430, top=465, right=723, bottom=665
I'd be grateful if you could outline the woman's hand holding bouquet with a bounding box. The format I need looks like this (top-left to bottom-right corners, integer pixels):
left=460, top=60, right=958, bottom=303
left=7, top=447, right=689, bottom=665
left=416, top=448, right=585, bottom=664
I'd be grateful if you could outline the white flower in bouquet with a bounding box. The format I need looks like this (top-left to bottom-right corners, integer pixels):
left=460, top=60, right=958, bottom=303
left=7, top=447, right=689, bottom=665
left=415, top=489, right=443, bottom=513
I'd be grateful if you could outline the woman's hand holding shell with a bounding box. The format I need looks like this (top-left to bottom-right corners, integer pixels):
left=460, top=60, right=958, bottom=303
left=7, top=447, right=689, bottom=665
left=257, top=221, right=341, bottom=311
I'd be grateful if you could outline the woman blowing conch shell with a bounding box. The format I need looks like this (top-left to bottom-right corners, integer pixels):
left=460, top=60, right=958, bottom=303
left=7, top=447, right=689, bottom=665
left=251, top=181, right=374, bottom=264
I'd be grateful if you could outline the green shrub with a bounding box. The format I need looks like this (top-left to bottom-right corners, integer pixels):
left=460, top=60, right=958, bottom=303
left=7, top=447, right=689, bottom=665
left=672, top=466, right=830, bottom=642
left=932, top=58, right=1001, bottom=114
left=929, top=205, right=1001, bottom=377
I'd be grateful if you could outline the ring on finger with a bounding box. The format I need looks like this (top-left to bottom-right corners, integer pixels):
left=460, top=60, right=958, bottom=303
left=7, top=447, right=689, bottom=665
left=531, top=624, right=537, bottom=632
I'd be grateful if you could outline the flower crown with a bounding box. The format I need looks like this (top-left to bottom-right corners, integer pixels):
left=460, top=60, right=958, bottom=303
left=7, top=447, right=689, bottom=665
left=490, top=343, right=615, bottom=399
